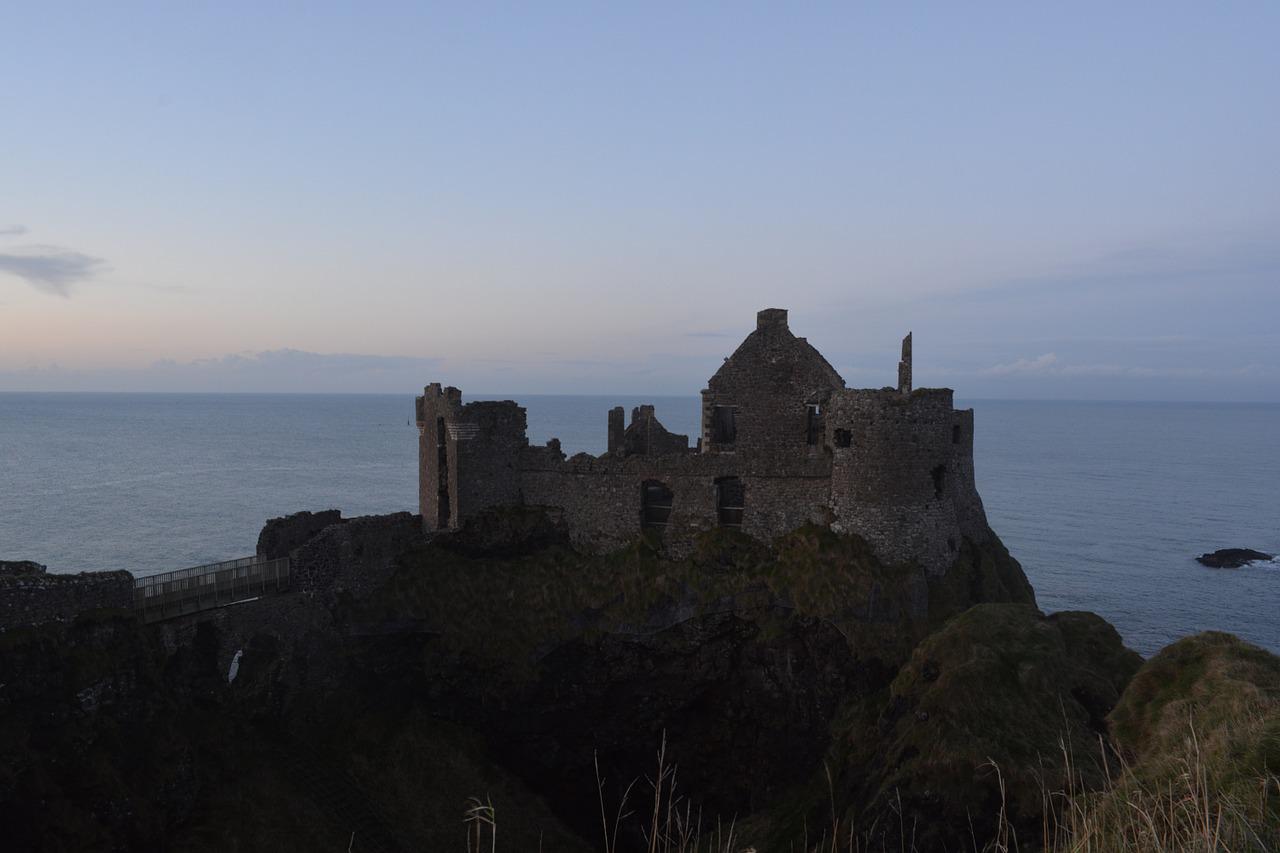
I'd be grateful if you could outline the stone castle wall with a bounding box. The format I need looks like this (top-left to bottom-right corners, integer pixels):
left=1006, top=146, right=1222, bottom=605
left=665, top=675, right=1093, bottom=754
left=519, top=446, right=832, bottom=553
left=415, top=309, right=991, bottom=572
left=452, top=402, right=525, bottom=524
left=826, top=388, right=989, bottom=574
left=290, top=512, right=422, bottom=598
left=419, top=385, right=525, bottom=532
left=0, top=562, right=134, bottom=631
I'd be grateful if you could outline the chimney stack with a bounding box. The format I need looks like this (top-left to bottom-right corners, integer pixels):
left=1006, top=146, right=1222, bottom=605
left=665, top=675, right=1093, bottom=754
left=756, top=308, right=789, bottom=332
left=897, top=332, right=912, bottom=394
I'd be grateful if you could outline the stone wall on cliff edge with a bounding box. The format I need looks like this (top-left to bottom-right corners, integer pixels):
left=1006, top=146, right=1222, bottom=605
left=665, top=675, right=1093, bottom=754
left=256, top=509, right=345, bottom=560
left=0, top=561, right=134, bottom=631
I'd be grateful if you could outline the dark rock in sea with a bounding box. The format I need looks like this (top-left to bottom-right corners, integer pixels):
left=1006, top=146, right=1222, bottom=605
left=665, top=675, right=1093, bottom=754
left=1196, top=548, right=1275, bottom=568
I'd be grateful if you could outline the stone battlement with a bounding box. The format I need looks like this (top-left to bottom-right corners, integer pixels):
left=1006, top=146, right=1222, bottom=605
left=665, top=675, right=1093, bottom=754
left=416, top=309, right=992, bottom=573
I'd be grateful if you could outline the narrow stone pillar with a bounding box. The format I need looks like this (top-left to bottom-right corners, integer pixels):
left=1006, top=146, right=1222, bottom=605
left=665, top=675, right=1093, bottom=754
left=607, top=406, right=625, bottom=454
left=897, top=332, right=913, bottom=394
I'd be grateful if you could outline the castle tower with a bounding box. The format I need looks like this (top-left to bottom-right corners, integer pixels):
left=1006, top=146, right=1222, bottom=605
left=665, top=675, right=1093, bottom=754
left=415, top=384, right=527, bottom=533
left=823, top=334, right=990, bottom=574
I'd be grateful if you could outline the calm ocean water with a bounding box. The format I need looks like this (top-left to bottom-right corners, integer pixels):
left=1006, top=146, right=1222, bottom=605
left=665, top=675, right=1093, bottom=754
left=1, top=393, right=1276, bottom=656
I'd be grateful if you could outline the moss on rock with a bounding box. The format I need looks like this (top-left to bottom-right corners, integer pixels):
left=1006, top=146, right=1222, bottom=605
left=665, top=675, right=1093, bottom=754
left=839, top=603, right=1141, bottom=851
left=1104, top=631, right=1280, bottom=838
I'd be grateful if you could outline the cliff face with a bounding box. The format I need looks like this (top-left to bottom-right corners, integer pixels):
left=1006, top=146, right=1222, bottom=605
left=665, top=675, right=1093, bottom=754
left=338, top=519, right=1047, bottom=848
left=0, top=613, right=219, bottom=850
left=9, top=510, right=1269, bottom=852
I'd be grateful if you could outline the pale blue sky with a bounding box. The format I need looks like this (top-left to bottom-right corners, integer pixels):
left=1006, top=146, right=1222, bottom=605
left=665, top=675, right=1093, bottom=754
left=2, top=2, right=1277, bottom=399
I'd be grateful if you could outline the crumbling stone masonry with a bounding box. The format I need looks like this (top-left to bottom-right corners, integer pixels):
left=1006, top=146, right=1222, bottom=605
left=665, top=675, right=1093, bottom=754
left=416, top=309, right=992, bottom=574
left=0, top=561, right=133, bottom=631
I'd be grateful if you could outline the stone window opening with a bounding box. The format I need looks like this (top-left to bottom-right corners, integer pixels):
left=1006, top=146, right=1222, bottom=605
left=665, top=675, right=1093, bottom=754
left=436, top=417, right=451, bottom=527
left=952, top=424, right=962, bottom=444
left=710, top=405, right=737, bottom=445
left=640, top=480, right=674, bottom=530
left=806, top=403, right=823, bottom=446
left=931, top=464, right=947, bottom=499
left=715, top=476, right=745, bottom=528
left=833, top=428, right=852, bottom=448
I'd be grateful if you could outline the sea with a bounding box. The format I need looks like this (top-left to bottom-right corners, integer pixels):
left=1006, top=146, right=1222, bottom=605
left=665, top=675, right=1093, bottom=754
left=1, top=393, right=1276, bottom=657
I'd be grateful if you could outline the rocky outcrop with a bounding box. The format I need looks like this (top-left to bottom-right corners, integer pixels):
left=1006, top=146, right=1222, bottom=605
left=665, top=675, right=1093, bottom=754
left=0, top=614, right=211, bottom=849
left=5, top=510, right=1195, bottom=852
left=1109, top=631, right=1280, bottom=785
left=331, top=520, right=1040, bottom=848
left=1101, top=632, right=1280, bottom=847
left=836, top=604, right=1142, bottom=851
left=1196, top=547, right=1275, bottom=568
left=0, top=574, right=583, bottom=853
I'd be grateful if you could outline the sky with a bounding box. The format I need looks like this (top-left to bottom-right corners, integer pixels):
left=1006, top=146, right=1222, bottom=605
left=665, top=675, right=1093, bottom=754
left=2, top=2, right=1278, bottom=400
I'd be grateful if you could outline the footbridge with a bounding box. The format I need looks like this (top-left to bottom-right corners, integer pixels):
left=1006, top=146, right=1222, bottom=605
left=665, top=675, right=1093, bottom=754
left=134, top=555, right=291, bottom=624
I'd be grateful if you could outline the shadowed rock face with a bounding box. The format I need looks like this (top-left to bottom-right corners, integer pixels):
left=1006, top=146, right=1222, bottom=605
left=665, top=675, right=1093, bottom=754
left=336, top=519, right=1042, bottom=849
left=488, top=610, right=871, bottom=842
left=3, top=511, right=1174, bottom=853
left=1196, top=548, right=1275, bottom=568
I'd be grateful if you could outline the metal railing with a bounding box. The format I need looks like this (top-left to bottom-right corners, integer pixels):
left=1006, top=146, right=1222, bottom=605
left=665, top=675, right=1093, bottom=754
left=134, top=555, right=291, bottom=624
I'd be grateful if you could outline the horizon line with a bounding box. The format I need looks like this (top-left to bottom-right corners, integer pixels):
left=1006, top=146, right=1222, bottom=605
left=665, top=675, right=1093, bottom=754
left=2, top=389, right=1278, bottom=406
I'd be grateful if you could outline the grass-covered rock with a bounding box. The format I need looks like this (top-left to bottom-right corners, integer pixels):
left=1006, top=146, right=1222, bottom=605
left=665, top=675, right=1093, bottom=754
left=836, top=603, right=1141, bottom=851
left=1109, top=631, right=1280, bottom=776
left=1082, top=631, right=1280, bottom=848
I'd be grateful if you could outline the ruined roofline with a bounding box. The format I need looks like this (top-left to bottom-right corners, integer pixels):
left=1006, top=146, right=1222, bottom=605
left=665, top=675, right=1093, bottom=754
left=416, top=315, right=958, bottom=428
left=709, top=308, right=846, bottom=391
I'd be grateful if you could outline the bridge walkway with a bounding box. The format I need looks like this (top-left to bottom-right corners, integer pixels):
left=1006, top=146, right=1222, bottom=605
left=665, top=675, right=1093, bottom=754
left=134, top=555, right=291, bottom=624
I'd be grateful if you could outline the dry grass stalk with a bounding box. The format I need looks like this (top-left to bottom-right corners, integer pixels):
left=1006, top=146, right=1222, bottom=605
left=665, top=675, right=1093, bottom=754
left=464, top=713, right=1276, bottom=852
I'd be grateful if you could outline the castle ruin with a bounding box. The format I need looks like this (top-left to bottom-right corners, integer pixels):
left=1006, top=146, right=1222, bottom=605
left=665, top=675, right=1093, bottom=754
left=416, top=309, right=991, bottom=573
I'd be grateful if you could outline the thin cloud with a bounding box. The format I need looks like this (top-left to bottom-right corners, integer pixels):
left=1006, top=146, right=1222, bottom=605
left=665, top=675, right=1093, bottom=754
left=928, top=236, right=1280, bottom=307
left=0, top=349, right=444, bottom=393
left=0, top=224, right=28, bottom=237
left=982, top=353, right=1267, bottom=381
left=0, top=244, right=107, bottom=296
left=984, top=353, right=1060, bottom=376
